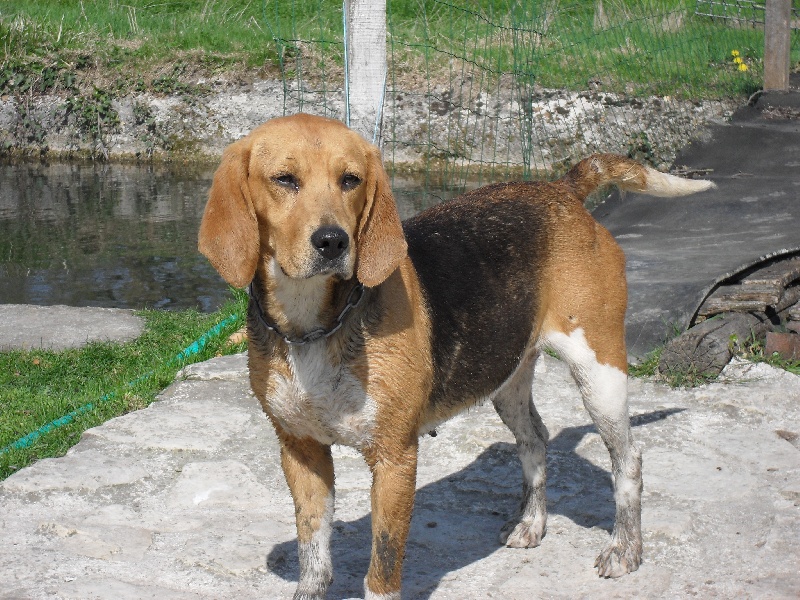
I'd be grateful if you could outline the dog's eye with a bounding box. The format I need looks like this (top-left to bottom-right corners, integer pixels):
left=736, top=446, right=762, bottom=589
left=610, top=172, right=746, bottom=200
left=341, top=173, right=361, bottom=191
left=273, top=174, right=299, bottom=191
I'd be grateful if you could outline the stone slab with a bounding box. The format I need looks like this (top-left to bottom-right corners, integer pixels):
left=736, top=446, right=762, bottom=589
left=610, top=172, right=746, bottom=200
left=0, top=304, right=144, bottom=351
left=1, top=352, right=798, bottom=599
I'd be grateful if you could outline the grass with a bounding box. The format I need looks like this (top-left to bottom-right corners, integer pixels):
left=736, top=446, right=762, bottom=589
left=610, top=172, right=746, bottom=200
left=386, top=0, right=779, bottom=99
left=627, top=329, right=800, bottom=387
left=740, top=333, right=800, bottom=376
left=1, top=1, right=797, bottom=102
left=0, top=289, right=249, bottom=481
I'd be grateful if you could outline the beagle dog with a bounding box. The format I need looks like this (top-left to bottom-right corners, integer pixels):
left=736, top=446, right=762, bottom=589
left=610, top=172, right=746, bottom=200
left=198, top=113, right=714, bottom=599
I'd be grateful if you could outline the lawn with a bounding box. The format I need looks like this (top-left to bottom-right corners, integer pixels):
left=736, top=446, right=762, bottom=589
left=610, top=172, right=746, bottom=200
left=2, top=1, right=796, bottom=101
left=0, top=290, right=248, bottom=480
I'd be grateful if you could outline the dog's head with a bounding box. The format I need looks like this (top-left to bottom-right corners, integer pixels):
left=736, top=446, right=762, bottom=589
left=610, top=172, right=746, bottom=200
left=198, top=114, right=407, bottom=288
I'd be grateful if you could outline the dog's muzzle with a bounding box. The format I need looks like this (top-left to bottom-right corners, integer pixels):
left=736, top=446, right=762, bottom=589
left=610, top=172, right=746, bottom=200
left=311, top=226, right=349, bottom=261
left=309, top=225, right=351, bottom=276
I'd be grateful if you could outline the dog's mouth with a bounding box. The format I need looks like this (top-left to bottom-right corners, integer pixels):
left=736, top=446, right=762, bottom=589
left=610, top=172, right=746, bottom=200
left=307, top=255, right=353, bottom=280
left=274, top=254, right=353, bottom=281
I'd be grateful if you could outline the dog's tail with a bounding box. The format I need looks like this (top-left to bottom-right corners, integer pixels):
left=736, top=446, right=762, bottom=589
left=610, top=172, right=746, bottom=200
left=563, top=153, right=716, bottom=200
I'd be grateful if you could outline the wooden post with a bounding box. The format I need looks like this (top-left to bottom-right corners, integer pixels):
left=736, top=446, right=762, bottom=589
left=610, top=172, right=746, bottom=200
left=764, top=0, right=791, bottom=91
left=345, top=0, right=387, bottom=145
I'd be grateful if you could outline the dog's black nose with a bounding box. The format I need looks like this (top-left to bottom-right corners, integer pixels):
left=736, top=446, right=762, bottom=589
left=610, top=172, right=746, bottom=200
left=311, top=226, right=349, bottom=261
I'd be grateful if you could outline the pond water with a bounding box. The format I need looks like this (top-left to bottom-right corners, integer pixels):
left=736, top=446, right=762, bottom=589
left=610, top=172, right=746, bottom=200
left=0, top=162, right=459, bottom=312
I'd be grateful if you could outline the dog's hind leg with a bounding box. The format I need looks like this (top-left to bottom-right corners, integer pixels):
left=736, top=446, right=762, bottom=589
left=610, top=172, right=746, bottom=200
left=543, top=326, right=642, bottom=578
left=277, top=432, right=335, bottom=600
left=492, top=348, right=550, bottom=548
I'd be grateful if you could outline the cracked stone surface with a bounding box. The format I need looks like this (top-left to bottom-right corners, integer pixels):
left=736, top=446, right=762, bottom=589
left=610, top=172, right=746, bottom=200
left=1, top=353, right=798, bottom=599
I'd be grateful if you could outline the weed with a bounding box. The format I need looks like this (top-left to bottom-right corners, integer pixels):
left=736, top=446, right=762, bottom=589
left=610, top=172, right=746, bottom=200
left=627, top=344, right=718, bottom=387
left=16, top=102, right=46, bottom=149
left=626, top=131, right=657, bottom=167
left=63, top=87, right=120, bottom=158
left=739, top=333, right=800, bottom=376
left=151, top=71, right=191, bottom=96
left=628, top=347, right=661, bottom=378
left=132, top=100, right=172, bottom=156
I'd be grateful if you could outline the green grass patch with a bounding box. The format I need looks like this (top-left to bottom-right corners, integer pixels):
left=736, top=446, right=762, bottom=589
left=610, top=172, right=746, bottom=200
left=628, top=328, right=800, bottom=387
left=0, top=290, right=248, bottom=481
left=740, top=333, right=800, bottom=376
left=387, top=0, right=776, bottom=99
left=2, top=1, right=797, bottom=103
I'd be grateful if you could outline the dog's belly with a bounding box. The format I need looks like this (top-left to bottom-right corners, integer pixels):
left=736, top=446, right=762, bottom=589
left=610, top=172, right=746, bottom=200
left=267, top=344, right=376, bottom=447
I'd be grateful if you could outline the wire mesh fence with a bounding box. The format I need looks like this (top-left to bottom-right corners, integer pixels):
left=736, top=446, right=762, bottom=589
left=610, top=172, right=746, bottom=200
left=695, top=0, right=800, bottom=28
left=265, top=1, right=800, bottom=189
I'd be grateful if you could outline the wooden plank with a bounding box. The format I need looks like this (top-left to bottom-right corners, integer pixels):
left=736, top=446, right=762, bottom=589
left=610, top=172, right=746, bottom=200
left=698, top=284, right=781, bottom=316
left=713, top=284, right=782, bottom=303
left=699, top=299, right=768, bottom=316
left=740, top=255, right=800, bottom=288
left=345, top=0, right=386, bottom=144
left=698, top=256, right=800, bottom=317
left=764, top=0, right=791, bottom=91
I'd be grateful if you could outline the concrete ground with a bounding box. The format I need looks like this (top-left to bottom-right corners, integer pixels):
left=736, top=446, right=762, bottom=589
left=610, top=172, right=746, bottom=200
left=1, top=351, right=798, bottom=599
left=598, top=86, right=800, bottom=359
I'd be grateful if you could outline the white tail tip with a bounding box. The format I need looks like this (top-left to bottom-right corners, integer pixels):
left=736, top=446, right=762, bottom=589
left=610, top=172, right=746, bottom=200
left=643, top=167, right=717, bottom=197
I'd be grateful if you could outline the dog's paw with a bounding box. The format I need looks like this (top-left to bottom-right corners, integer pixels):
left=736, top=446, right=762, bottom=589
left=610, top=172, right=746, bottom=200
left=594, top=541, right=642, bottom=578
left=293, top=592, right=326, bottom=600
left=499, top=517, right=546, bottom=548
left=293, top=580, right=330, bottom=600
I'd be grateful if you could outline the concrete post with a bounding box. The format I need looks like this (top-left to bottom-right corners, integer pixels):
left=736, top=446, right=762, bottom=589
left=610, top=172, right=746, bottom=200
left=764, top=0, right=791, bottom=91
left=344, top=0, right=387, bottom=145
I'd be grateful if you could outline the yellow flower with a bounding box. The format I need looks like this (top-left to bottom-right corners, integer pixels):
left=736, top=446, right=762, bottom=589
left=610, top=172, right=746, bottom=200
left=733, top=56, right=743, bottom=64
left=738, top=63, right=748, bottom=72
left=731, top=49, right=740, bottom=57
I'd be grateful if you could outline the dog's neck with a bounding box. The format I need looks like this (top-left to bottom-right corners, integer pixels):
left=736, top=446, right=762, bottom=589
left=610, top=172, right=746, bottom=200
left=268, top=257, right=333, bottom=333
left=253, top=257, right=355, bottom=340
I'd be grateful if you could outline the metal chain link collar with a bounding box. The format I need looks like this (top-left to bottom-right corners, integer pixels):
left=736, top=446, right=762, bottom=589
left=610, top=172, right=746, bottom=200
left=247, top=281, right=366, bottom=346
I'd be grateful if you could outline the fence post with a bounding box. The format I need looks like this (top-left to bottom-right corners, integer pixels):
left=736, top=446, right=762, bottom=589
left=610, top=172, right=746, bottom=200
left=764, top=0, right=791, bottom=91
left=344, top=0, right=387, bottom=145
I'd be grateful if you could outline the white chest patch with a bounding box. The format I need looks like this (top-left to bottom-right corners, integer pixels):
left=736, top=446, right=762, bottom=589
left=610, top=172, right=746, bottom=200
left=267, top=343, right=376, bottom=448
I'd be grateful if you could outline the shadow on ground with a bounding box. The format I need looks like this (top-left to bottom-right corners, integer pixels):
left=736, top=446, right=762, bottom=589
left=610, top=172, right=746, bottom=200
left=267, top=408, right=683, bottom=599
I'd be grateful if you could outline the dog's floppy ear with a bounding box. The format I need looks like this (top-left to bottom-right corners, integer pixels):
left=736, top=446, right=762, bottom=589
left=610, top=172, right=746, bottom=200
left=198, top=138, right=259, bottom=288
left=356, top=146, right=408, bottom=287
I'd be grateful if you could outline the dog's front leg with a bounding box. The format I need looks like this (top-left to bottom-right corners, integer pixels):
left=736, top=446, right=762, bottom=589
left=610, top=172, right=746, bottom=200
left=278, top=432, right=335, bottom=600
left=363, top=440, right=418, bottom=600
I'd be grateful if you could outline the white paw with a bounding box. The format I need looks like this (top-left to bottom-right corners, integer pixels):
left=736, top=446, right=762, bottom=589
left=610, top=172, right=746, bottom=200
left=499, top=517, right=546, bottom=548
left=594, top=541, right=642, bottom=578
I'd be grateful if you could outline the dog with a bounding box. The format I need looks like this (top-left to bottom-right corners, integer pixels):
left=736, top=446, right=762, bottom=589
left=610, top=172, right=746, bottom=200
left=198, top=113, right=714, bottom=599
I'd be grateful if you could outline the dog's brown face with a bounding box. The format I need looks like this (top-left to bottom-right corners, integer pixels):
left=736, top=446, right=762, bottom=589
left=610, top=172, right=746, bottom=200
left=250, top=117, right=369, bottom=281
left=198, top=113, right=407, bottom=289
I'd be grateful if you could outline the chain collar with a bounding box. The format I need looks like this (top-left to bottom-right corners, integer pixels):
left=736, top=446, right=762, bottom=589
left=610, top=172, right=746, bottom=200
left=247, top=280, right=365, bottom=346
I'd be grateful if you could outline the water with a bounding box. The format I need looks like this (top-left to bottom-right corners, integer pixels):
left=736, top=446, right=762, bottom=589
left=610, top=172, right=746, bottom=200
left=0, top=162, right=459, bottom=312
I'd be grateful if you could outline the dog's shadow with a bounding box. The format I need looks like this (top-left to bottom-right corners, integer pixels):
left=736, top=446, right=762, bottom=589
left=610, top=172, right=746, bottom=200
left=266, top=409, right=682, bottom=599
